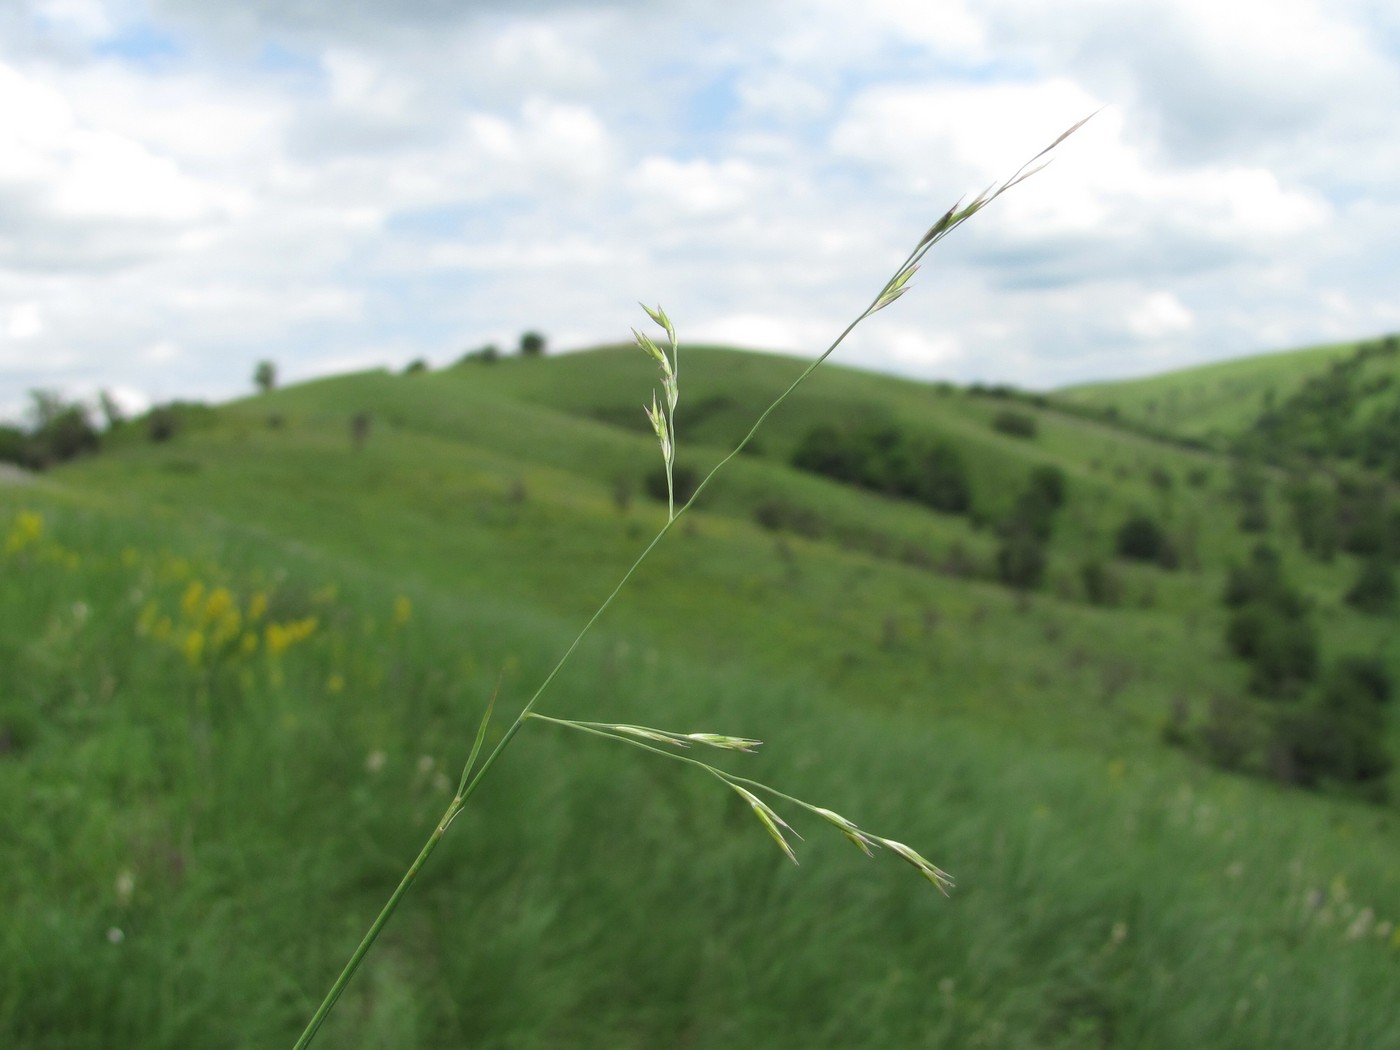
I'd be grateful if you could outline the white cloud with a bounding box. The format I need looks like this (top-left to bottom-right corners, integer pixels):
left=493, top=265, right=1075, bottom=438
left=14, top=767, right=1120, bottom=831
left=692, top=312, right=833, bottom=355
left=628, top=156, right=762, bottom=216
left=4, top=303, right=43, bottom=340
left=0, top=0, right=1397, bottom=415
left=0, top=61, right=252, bottom=239
left=1126, top=291, right=1193, bottom=340
left=880, top=326, right=965, bottom=370
left=140, top=339, right=181, bottom=363
left=33, top=0, right=114, bottom=40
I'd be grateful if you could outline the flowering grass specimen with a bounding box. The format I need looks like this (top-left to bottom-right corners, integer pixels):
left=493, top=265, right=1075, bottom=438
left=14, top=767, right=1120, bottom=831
left=293, top=117, right=1090, bottom=1049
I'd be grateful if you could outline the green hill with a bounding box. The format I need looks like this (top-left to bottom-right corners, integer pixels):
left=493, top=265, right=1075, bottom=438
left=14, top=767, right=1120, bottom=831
left=4, top=342, right=1400, bottom=1048
left=1057, top=338, right=1365, bottom=444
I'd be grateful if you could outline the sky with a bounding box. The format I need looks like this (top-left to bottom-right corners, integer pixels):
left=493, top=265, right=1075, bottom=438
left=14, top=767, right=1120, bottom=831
left=3, top=0, right=1400, bottom=422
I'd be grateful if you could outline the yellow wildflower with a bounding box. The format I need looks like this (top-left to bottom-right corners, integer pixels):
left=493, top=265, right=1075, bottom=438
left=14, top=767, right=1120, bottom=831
left=182, top=630, right=205, bottom=668
left=203, top=587, right=234, bottom=625
left=5, top=510, right=43, bottom=554
left=180, top=581, right=206, bottom=621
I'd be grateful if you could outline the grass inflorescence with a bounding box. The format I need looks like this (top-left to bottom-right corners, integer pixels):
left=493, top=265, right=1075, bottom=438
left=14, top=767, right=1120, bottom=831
left=289, top=119, right=1093, bottom=1046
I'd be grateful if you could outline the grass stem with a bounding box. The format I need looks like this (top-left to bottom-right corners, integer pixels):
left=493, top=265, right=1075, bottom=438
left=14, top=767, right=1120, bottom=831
left=292, top=117, right=1086, bottom=1046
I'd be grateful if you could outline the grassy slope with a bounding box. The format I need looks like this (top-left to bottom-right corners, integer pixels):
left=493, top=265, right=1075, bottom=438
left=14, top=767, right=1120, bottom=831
left=4, top=344, right=1400, bottom=1047
left=1056, top=340, right=1360, bottom=443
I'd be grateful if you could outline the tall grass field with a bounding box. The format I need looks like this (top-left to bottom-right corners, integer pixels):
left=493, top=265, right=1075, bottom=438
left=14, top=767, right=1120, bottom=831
left=5, top=317, right=1400, bottom=1045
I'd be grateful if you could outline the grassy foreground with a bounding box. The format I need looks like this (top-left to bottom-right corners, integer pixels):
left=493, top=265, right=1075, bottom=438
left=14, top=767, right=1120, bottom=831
left=5, top=347, right=1400, bottom=1048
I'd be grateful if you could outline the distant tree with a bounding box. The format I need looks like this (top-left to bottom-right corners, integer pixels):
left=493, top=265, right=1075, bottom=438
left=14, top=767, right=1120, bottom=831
left=1226, top=605, right=1319, bottom=696
left=791, top=422, right=972, bottom=516
left=519, top=331, right=547, bottom=357
left=147, top=405, right=180, bottom=443
left=995, top=528, right=1046, bottom=590
left=991, top=410, right=1037, bottom=439
left=458, top=344, right=500, bottom=365
left=1345, top=556, right=1398, bottom=615
left=350, top=411, right=372, bottom=452
left=98, top=389, right=125, bottom=430
left=1230, top=459, right=1270, bottom=533
left=1272, top=663, right=1393, bottom=789
left=26, top=390, right=99, bottom=466
left=1115, top=513, right=1176, bottom=568
left=911, top=441, right=972, bottom=514
left=254, top=360, right=278, bottom=394
left=1079, top=558, right=1122, bottom=607
left=1027, top=465, right=1067, bottom=510
left=0, top=425, right=32, bottom=467
left=1287, top=479, right=1339, bottom=561
left=403, top=359, right=429, bottom=375
left=1221, top=543, right=1318, bottom=698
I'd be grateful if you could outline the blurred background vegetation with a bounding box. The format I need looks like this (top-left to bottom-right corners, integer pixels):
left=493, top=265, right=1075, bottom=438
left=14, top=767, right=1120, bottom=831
left=3, top=331, right=1400, bottom=1047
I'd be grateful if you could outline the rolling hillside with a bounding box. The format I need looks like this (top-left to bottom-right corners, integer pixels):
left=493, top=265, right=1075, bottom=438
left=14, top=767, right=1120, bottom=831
left=4, top=340, right=1400, bottom=1047
left=1057, top=334, right=1400, bottom=449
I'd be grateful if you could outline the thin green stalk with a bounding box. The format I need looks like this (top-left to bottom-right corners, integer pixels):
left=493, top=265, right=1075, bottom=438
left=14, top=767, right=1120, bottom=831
left=293, top=118, right=1086, bottom=1047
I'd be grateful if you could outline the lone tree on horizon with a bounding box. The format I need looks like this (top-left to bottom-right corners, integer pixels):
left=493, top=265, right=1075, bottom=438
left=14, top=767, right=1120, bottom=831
left=254, top=360, right=277, bottom=394
left=519, top=331, right=547, bottom=357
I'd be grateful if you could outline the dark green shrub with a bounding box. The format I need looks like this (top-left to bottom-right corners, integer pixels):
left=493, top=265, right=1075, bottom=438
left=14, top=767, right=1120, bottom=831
left=1226, top=606, right=1318, bottom=697
left=458, top=344, right=500, bottom=365
left=1338, top=483, right=1392, bottom=556
left=29, top=402, right=100, bottom=465
left=147, top=407, right=180, bottom=442
left=1286, top=480, right=1339, bottom=560
left=0, top=425, right=34, bottom=467
left=519, top=331, right=547, bottom=357
left=790, top=423, right=971, bottom=515
left=1328, top=656, right=1392, bottom=706
left=910, top=442, right=972, bottom=513
left=1231, top=459, right=1269, bottom=532
left=350, top=411, right=372, bottom=451
left=992, top=410, right=1036, bottom=438
left=791, top=424, right=863, bottom=483
left=753, top=501, right=825, bottom=538
left=1079, top=559, right=1122, bottom=607
left=1345, top=556, right=1397, bottom=615
left=1002, top=490, right=1055, bottom=544
left=1197, top=694, right=1259, bottom=772
left=1273, top=705, right=1391, bottom=790
left=1222, top=544, right=1309, bottom=614
left=995, top=529, right=1046, bottom=590
left=1026, top=465, right=1067, bottom=510
left=1115, top=514, right=1175, bottom=567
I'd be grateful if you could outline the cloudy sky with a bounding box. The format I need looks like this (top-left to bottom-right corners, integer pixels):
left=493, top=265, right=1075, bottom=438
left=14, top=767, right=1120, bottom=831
left=3, top=0, right=1399, bottom=421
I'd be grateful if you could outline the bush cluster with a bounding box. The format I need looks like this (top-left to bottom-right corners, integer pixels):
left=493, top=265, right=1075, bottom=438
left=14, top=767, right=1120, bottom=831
left=1222, top=544, right=1316, bottom=697
left=1273, top=658, right=1393, bottom=790
left=991, top=410, right=1037, bottom=439
left=791, top=422, right=972, bottom=515
left=1114, top=513, right=1177, bottom=569
left=994, top=465, right=1067, bottom=590
left=0, top=392, right=101, bottom=470
left=1185, top=542, right=1395, bottom=795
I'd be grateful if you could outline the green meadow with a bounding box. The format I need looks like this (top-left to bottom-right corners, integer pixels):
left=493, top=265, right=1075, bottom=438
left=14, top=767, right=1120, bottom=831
left=1056, top=338, right=1372, bottom=445
left=4, top=341, right=1400, bottom=1047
